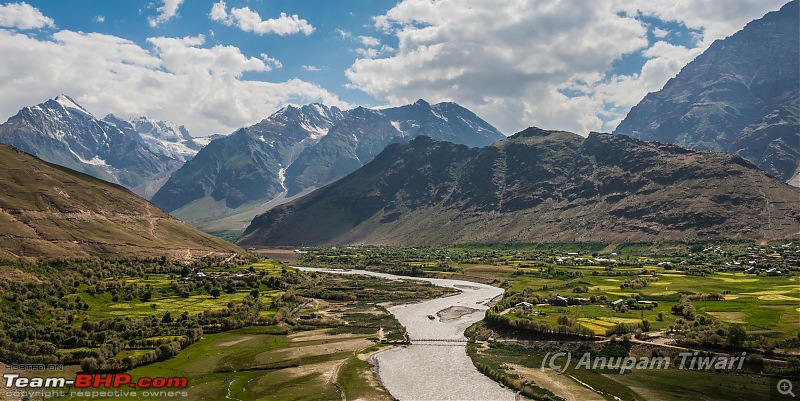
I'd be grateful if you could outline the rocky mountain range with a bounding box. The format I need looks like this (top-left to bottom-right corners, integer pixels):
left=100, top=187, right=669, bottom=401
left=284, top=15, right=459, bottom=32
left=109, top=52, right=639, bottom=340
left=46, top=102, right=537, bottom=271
left=283, top=100, right=504, bottom=197
left=614, top=0, right=799, bottom=185
left=238, top=128, right=800, bottom=246
left=151, top=100, right=504, bottom=236
left=0, top=95, right=206, bottom=198
left=0, top=143, right=241, bottom=260
left=103, top=114, right=205, bottom=162
left=102, top=114, right=208, bottom=198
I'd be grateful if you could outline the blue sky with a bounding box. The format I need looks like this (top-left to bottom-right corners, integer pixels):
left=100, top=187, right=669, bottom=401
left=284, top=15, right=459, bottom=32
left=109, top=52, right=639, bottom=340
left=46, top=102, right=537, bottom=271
left=0, top=0, right=789, bottom=136
left=22, top=0, right=398, bottom=105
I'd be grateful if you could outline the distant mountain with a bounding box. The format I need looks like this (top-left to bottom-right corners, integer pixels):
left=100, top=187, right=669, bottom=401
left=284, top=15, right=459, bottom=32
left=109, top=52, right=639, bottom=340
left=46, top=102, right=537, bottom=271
left=101, top=114, right=209, bottom=198
left=238, top=129, right=800, bottom=246
left=282, top=107, right=405, bottom=196
left=283, top=100, right=505, bottom=196
left=152, top=100, right=504, bottom=235
left=0, top=143, right=242, bottom=260
left=381, top=99, right=506, bottom=147
left=102, top=114, right=203, bottom=162
left=149, top=103, right=346, bottom=235
left=193, top=134, right=225, bottom=148
left=0, top=96, right=200, bottom=198
left=614, top=0, right=799, bottom=185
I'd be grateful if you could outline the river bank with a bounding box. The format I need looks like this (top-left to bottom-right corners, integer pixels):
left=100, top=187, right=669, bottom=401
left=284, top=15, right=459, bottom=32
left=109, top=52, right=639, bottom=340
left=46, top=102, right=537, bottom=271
left=295, top=267, right=517, bottom=401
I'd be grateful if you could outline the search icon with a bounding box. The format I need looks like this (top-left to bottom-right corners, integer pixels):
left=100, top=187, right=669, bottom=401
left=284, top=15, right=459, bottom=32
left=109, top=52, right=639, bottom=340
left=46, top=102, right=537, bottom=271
left=778, top=379, right=796, bottom=397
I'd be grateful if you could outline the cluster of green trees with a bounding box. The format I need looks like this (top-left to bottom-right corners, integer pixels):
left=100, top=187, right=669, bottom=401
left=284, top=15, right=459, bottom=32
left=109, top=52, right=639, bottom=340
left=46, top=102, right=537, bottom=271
left=671, top=298, right=698, bottom=320
left=513, top=267, right=584, bottom=280
left=484, top=309, right=595, bottom=339
left=492, top=289, right=547, bottom=310
left=299, top=243, right=800, bottom=278
left=591, top=269, right=655, bottom=277
left=605, top=320, right=650, bottom=336
left=619, top=276, right=659, bottom=290
left=0, top=255, right=299, bottom=371
left=294, top=274, right=453, bottom=302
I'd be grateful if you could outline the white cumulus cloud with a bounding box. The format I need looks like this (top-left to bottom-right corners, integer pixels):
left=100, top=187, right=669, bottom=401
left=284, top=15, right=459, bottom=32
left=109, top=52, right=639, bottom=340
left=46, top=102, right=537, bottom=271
left=347, top=0, right=788, bottom=135
left=593, top=42, right=705, bottom=123
left=335, top=28, right=351, bottom=39
left=622, top=0, right=788, bottom=48
left=0, top=27, right=347, bottom=136
left=148, top=0, right=184, bottom=27
left=358, top=36, right=380, bottom=47
left=261, top=53, right=282, bottom=69
left=0, top=2, right=54, bottom=29
left=209, top=0, right=314, bottom=36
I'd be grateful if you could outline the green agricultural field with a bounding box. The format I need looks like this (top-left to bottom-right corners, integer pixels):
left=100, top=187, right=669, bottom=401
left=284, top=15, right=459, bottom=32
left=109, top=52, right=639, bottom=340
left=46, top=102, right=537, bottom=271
left=298, top=242, right=800, bottom=343
left=1, top=256, right=455, bottom=401
left=62, top=260, right=289, bottom=322
left=74, top=291, right=269, bottom=320
left=51, top=326, right=346, bottom=401
left=469, top=341, right=773, bottom=401
left=472, top=264, right=799, bottom=341
left=51, top=303, right=399, bottom=401
left=299, top=242, right=800, bottom=400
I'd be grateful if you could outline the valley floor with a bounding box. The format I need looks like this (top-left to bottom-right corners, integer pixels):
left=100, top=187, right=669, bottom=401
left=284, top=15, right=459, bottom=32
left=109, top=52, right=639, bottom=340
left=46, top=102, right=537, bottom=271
left=292, top=241, right=800, bottom=401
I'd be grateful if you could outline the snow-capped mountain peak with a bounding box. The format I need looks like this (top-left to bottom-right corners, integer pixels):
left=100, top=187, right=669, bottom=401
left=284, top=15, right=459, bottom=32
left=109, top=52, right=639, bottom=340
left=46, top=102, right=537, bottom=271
left=128, top=116, right=192, bottom=142
left=261, top=103, right=347, bottom=140
left=0, top=96, right=184, bottom=198
left=52, top=95, right=94, bottom=118
left=99, top=114, right=202, bottom=162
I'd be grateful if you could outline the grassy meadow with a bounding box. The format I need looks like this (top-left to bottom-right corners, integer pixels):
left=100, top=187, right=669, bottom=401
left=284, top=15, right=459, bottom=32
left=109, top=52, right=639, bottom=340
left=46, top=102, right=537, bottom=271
left=54, top=325, right=391, bottom=401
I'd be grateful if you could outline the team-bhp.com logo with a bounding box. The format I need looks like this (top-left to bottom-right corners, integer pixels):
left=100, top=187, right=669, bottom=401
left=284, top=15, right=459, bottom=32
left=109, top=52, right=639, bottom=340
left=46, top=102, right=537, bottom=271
left=4, top=373, right=189, bottom=399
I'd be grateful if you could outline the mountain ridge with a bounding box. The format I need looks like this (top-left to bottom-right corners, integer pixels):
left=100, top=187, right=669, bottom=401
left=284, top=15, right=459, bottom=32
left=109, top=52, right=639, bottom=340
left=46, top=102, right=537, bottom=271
left=0, top=95, right=203, bottom=199
left=238, top=129, right=800, bottom=246
left=103, top=114, right=204, bottom=163
left=0, top=143, right=242, bottom=260
left=152, top=100, right=505, bottom=234
left=614, top=0, right=799, bottom=184
left=150, top=103, right=347, bottom=214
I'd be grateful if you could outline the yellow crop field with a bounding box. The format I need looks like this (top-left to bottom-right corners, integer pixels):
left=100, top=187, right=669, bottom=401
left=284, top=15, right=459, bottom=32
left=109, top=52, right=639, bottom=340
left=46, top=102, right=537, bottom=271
left=758, top=294, right=800, bottom=301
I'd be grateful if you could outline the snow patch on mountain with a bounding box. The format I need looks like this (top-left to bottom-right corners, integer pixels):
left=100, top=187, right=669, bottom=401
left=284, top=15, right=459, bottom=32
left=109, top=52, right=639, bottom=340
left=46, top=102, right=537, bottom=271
left=431, top=109, right=449, bottom=122
left=67, top=146, right=108, bottom=167
left=101, top=114, right=205, bottom=162
left=278, top=166, right=287, bottom=193
left=258, top=135, right=276, bottom=147
left=127, top=116, right=201, bottom=162
left=192, top=136, right=217, bottom=147
left=299, top=120, right=329, bottom=139
left=53, top=95, right=93, bottom=118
